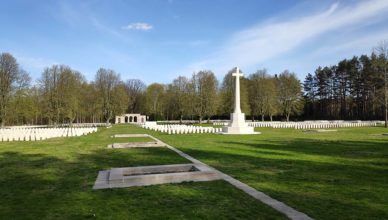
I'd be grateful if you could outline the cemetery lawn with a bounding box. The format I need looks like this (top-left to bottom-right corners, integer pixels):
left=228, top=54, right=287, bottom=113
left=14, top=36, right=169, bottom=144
left=156, top=126, right=388, bottom=220
left=1, top=125, right=387, bottom=219
left=0, top=125, right=286, bottom=220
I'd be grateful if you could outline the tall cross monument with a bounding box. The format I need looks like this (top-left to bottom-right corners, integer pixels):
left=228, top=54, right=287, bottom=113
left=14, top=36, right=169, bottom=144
left=232, top=67, right=243, bottom=114
left=222, top=67, right=259, bottom=134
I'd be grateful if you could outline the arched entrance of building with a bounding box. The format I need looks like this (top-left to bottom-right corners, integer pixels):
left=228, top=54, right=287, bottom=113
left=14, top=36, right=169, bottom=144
left=134, top=116, right=137, bottom=123
left=125, top=116, right=129, bottom=123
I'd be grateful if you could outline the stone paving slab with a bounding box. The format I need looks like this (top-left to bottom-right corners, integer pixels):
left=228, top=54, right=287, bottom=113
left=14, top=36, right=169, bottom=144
left=112, top=134, right=150, bottom=138
left=108, top=134, right=166, bottom=148
left=109, top=164, right=197, bottom=179
left=93, top=163, right=222, bottom=189
left=107, top=141, right=165, bottom=148
left=93, top=170, right=110, bottom=190
left=303, top=129, right=337, bottom=133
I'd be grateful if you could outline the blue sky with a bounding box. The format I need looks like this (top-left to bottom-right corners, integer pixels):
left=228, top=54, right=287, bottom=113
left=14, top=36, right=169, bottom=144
left=1, top=0, right=388, bottom=84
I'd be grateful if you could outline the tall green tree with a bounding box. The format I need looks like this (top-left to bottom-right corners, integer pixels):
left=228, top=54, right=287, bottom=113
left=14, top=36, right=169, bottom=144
left=39, top=65, right=85, bottom=125
left=170, top=76, right=190, bottom=123
left=40, top=65, right=61, bottom=124
left=0, top=53, right=29, bottom=126
left=58, top=69, right=84, bottom=124
left=192, top=70, right=218, bottom=123
left=112, top=82, right=130, bottom=118
left=79, top=82, right=101, bottom=123
left=248, top=69, right=278, bottom=121
left=303, top=73, right=317, bottom=119
left=95, top=68, right=121, bottom=123
left=277, top=70, right=303, bottom=121
left=145, top=83, right=165, bottom=121
left=374, top=40, right=388, bottom=128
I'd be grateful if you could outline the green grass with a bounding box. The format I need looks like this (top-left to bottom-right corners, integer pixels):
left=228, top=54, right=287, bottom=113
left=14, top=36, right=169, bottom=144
left=155, top=126, right=388, bottom=220
left=1, top=125, right=387, bottom=219
left=0, top=125, right=286, bottom=220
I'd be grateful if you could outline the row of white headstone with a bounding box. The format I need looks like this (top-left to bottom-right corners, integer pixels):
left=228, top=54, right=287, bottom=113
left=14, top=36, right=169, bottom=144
left=213, top=122, right=228, bottom=126
left=214, top=121, right=288, bottom=127
left=7, top=123, right=109, bottom=129
left=141, top=124, right=222, bottom=134
left=246, top=121, right=377, bottom=129
left=70, top=123, right=110, bottom=127
left=293, top=122, right=377, bottom=129
left=0, top=127, right=98, bottom=142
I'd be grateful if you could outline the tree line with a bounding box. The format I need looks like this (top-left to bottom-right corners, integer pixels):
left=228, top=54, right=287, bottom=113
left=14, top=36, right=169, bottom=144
left=0, top=41, right=387, bottom=126
left=0, top=53, right=302, bottom=126
left=303, top=41, right=388, bottom=127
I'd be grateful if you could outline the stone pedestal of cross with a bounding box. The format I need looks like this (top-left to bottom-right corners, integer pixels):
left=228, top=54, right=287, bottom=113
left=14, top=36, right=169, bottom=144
left=222, top=67, right=259, bottom=134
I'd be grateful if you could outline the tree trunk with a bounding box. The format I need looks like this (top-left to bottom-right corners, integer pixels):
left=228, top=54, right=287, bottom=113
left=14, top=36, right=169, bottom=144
left=286, top=114, right=290, bottom=122
left=385, top=89, right=387, bottom=128
left=385, top=104, right=387, bottom=128
left=180, top=115, right=183, bottom=124
left=261, top=114, right=264, bottom=121
left=270, top=115, right=273, bottom=121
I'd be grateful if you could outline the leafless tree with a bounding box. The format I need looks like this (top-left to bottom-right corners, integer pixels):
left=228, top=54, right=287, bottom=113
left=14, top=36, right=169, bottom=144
left=125, top=79, right=146, bottom=113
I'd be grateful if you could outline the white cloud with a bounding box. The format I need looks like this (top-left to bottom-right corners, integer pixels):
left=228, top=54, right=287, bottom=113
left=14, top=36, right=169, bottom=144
left=122, top=23, right=153, bottom=31
left=186, top=0, right=388, bottom=75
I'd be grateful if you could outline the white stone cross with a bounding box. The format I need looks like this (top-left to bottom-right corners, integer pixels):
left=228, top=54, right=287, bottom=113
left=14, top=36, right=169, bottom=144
left=232, top=67, right=243, bottom=113
left=232, top=67, right=243, bottom=78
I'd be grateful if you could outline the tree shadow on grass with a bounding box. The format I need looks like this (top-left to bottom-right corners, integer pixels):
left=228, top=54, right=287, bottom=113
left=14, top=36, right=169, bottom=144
left=218, top=138, right=388, bottom=164
left=174, top=139, right=388, bottom=220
